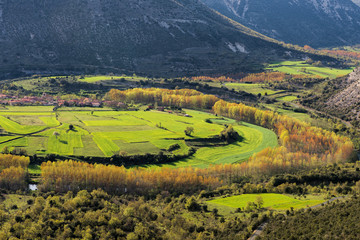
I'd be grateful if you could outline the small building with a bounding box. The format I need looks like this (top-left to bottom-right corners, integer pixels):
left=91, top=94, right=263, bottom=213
left=92, top=102, right=101, bottom=107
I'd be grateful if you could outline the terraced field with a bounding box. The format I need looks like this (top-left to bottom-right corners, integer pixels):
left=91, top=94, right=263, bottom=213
left=0, top=107, right=278, bottom=167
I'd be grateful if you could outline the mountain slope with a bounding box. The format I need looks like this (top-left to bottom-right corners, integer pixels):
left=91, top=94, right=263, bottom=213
left=301, top=67, right=360, bottom=124
left=352, top=0, right=360, bottom=6
left=0, top=0, right=309, bottom=78
left=325, top=68, right=360, bottom=121
left=202, top=0, right=360, bottom=48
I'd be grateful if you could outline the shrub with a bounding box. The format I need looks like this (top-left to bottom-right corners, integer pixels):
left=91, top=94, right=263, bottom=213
left=186, top=197, right=201, bottom=212
left=168, top=144, right=180, bottom=152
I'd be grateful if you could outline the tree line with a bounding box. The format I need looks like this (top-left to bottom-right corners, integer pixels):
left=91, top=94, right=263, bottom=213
left=238, top=72, right=309, bottom=83
left=319, top=48, right=360, bottom=60
left=40, top=160, right=222, bottom=195
left=0, top=154, right=29, bottom=191
left=189, top=72, right=313, bottom=83
left=213, top=100, right=354, bottom=175
left=108, top=88, right=219, bottom=109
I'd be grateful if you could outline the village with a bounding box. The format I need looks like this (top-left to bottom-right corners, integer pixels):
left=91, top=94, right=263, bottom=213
left=0, top=93, right=127, bottom=109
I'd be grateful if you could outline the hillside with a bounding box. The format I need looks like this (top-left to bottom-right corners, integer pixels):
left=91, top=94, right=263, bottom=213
left=325, top=68, right=360, bottom=121
left=299, top=67, right=360, bottom=125
left=202, top=0, right=360, bottom=48
left=326, top=68, right=360, bottom=107
left=352, top=0, right=360, bottom=6
left=0, top=0, right=311, bottom=79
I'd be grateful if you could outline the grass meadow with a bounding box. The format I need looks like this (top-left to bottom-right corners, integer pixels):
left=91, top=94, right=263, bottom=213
left=78, top=75, right=148, bottom=83
left=207, top=193, right=326, bottom=215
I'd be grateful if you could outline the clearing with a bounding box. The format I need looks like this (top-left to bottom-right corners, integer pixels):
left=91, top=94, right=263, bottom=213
left=207, top=193, right=326, bottom=214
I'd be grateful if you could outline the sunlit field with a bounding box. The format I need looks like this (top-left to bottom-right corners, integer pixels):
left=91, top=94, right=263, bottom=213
left=267, top=61, right=354, bottom=78
left=0, top=107, right=277, bottom=168
left=207, top=193, right=326, bottom=214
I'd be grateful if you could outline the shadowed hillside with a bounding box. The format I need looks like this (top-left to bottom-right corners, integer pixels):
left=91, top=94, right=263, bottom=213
left=0, top=0, right=314, bottom=78
left=202, top=0, right=360, bottom=48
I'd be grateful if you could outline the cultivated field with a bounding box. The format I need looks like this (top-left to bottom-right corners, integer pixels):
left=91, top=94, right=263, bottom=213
left=0, top=107, right=277, bottom=167
left=163, top=121, right=277, bottom=168
left=267, top=61, right=353, bottom=78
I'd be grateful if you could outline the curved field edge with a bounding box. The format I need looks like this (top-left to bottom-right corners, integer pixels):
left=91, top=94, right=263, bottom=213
left=0, top=106, right=278, bottom=169
left=146, top=121, right=278, bottom=169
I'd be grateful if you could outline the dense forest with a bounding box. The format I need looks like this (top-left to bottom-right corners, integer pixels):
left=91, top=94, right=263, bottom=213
left=261, top=197, right=360, bottom=240
left=0, top=189, right=258, bottom=239
left=2, top=161, right=360, bottom=239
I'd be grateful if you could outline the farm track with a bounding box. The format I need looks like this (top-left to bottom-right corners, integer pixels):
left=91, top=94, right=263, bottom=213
left=248, top=222, right=268, bottom=240
left=0, top=122, right=63, bottom=145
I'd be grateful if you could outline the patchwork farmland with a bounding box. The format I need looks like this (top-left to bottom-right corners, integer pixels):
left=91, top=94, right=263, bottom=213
left=0, top=106, right=277, bottom=167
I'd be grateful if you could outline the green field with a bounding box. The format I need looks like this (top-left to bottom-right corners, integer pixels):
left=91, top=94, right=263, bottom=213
left=28, top=164, right=42, bottom=174
left=11, top=75, right=147, bottom=90
left=0, top=116, right=46, bottom=134
left=207, top=193, right=325, bottom=214
left=0, top=107, right=277, bottom=167
left=226, top=83, right=283, bottom=95
left=158, top=122, right=278, bottom=168
left=267, top=61, right=353, bottom=78
left=78, top=75, right=148, bottom=83
left=276, top=95, right=298, bottom=102
left=12, top=76, right=63, bottom=90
